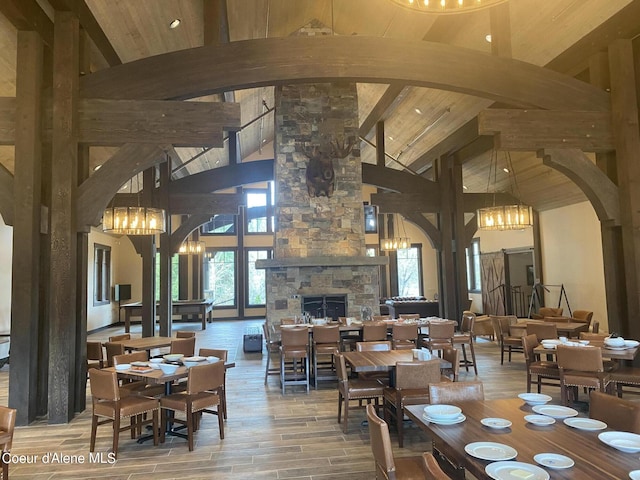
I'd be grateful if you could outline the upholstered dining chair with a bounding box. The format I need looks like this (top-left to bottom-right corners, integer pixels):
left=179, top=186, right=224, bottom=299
left=336, top=354, right=384, bottom=433
left=579, top=331, right=608, bottom=341
left=398, top=313, right=420, bottom=321
left=263, top=322, right=281, bottom=385
left=525, top=322, right=558, bottom=342
left=160, top=361, right=224, bottom=451
left=312, top=324, right=341, bottom=388
left=490, top=315, right=522, bottom=364
left=590, top=391, right=640, bottom=433
left=421, top=452, right=452, bottom=480
left=440, top=347, right=460, bottom=382
left=0, top=406, right=16, bottom=480
left=428, top=381, right=485, bottom=404
left=531, top=307, right=563, bottom=319
left=366, top=404, right=426, bottom=479
left=372, top=315, right=391, bottom=321
left=280, top=325, right=310, bottom=394
left=170, top=336, right=196, bottom=356
left=391, top=323, right=418, bottom=350
left=383, top=359, right=446, bottom=447
left=175, top=330, right=196, bottom=338
left=556, top=344, right=612, bottom=406
left=521, top=334, right=559, bottom=393
left=199, top=348, right=229, bottom=419
left=452, top=311, right=477, bottom=374
left=87, top=341, right=104, bottom=371
left=89, top=368, right=159, bottom=459
left=571, top=310, right=594, bottom=329
left=109, top=333, right=131, bottom=342
left=355, top=341, right=392, bottom=383
left=104, top=341, right=125, bottom=368
left=112, top=351, right=164, bottom=398
left=421, top=322, right=454, bottom=356
left=362, top=321, right=388, bottom=342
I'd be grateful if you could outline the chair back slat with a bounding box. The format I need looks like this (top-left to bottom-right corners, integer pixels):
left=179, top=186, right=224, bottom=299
left=187, top=361, right=224, bottom=394
left=89, top=368, right=120, bottom=401
left=395, top=359, right=442, bottom=389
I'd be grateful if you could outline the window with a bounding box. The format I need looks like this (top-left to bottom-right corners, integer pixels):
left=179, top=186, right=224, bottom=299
left=396, top=245, right=422, bottom=296
left=246, top=249, right=271, bottom=307
left=245, top=184, right=274, bottom=233
left=93, top=244, right=111, bottom=305
left=204, top=250, right=236, bottom=307
left=364, top=204, right=378, bottom=233
left=155, top=254, right=180, bottom=301
left=466, top=238, right=481, bottom=293
left=201, top=214, right=236, bottom=235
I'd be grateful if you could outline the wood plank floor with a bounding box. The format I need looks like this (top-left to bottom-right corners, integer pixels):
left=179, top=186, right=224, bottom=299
left=0, top=320, right=570, bottom=479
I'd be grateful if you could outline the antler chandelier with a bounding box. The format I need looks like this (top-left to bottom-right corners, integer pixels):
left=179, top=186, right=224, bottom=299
left=389, top=0, right=507, bottom=14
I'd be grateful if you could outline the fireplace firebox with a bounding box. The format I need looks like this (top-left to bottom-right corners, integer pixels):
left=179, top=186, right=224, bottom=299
left=302, top=295, right=347, bottom=321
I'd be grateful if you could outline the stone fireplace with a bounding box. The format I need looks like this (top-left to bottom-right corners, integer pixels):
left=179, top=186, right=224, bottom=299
left=256, top=81, right=387, bottom=324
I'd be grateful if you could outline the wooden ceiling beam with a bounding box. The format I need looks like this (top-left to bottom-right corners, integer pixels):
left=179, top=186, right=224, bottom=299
left=48, top=0, right=121, bottom=66
left=171, top=159, right=274, bottom=195
left=363, top=163, right=438, bottom=193
left=479, top=109, right=614, bottom=152
left=0, top=163, right=13, bottom=225
left=371, top=192, right=441, bottom=213
left=79, top=37, right=610, bottom=112
left=0, top=0, right=54, bottom=48
left=462, top=192, right=519, bottom=212
left=405, top=212, right=441, bottom=251
left=452, top=135, right=495, bottom=164
left=359, top=83, right=408, bottom=139
left=112, top=192, right=243, bottom=216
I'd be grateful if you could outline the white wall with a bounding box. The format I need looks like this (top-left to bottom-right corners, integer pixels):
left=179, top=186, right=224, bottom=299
left=539, top=201, right=608, bottom=331
left=0, top=216, right=12, bottom=333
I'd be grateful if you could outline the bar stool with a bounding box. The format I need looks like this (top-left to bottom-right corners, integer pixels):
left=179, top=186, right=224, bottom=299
left=312, top=324, right=341, bottom=388
left=452, top=311, right=478, bottom=374
left=280, top=326, right=310, bottom=394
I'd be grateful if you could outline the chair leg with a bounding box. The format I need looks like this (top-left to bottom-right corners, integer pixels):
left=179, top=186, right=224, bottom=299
left=305, top=355, right=310, bottom=393
left=281, top=354, right=286, bottom=395
left=500, top=343, right=505, bottom=365
left=187, top=410, right=195, bottom=451
left=218, top=405, right=225, bottom=439
left=152, top=410, right=159, bottom=446
left=469, top=340, right=478, bottom=375
left=90, top=414, right=98, bottom=452
left=461, top=345, right=469, bottom=372
left=313, top=348, right=318, bottom=389
left=112, top=415, right=120, bottom=459
left=397, top=405, right=404, bottom=448
left=264, top=351, right=270, bottom=385
left=343, top=397, right=349, bottom=434
left=160, top=409, right=167, bottom=444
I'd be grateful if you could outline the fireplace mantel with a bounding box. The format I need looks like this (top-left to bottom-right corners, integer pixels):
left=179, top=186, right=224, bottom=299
left=256, top=256, right=388, bottom=269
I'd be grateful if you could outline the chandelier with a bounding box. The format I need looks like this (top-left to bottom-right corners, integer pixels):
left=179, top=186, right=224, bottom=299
left=178, top=240, right=205, bottom=255
left=380, top=214, right=411, bottom=251
left=389, top=0, right=507, bottom=14
left=102, top=206, right=166, bottom=235
left=102, top=174, right=166, bottom=235
left=477, top=151, right=533, bottom=231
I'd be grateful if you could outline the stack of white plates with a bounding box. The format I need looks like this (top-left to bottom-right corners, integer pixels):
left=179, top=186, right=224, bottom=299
left=423, top=404, right=465, bottom=425
left=518, top=393, right=552, bottom=406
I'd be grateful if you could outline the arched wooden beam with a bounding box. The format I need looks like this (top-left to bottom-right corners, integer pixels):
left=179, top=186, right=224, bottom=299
left=80, top=36, right=610, bottom=112
left=539, top=148, right=620, bottom=226
left=170, top=214, right=212, bottom=255
left=405, top=213, right=441, bottom=251
left=171, top=160, right=274, bottom=195
left=76, top=143, right=168, bottom=228
left=0, top=164, right=13, bottom=226
left=362, top=164, right=437, bottom=193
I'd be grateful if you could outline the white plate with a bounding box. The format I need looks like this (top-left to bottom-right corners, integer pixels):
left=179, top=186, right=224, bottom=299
left=183, top=356, right=206, bottom=362
left=563, top=417, right=607, bottom=431
left=533, top=453, right=574, bottom=469
left=481, top=418, right=512, bottom=429
left=630, top=470, right=640, bottom=479
left=485, top=461, right=549, bottom=480
left=541, top=339, right=562, bottom=345
left=604, top=345, right=630, bottom=350
left=114, top=363, right=130, bottom=371
left=465, top=442, right=517, bottom=461
left=518, top=393, right=552, bottom=406
left=599, top=431, right=640, bottom=453
left=524, top=414, right=556, bottom=426
left=532, top=405, right=579, bottom=419
left=625, top=340, right=640, bottom=348
left=424, top=404, right=462, bottom=420
left=423, top=413, right=466, bottom=425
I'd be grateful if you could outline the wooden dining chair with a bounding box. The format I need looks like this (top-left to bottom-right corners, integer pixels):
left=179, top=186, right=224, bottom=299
left=556, top=345, right=612, bottom=406
left=0, top=405, right=16, bottom=480
left=108, top=333, right=131, bottom=342
left=312, top=324, right=341, bottom=388
left=383, top=359, right=446, bottom=447
left=526, top=322, right=558, bottom=342
left=590, top=391, right=640, bottom=433
left=170, top=337, right=196, bottom=356
left=452, top=311, right=477, bottom=374
left=336, top=354, right=384, bottom=434
left=89, top=368, right=159, bottom=459
left=490, top=315, right=523, bottom=364
left=366, top=404, right=426, bottom=479
left=112, top=351, right=165, bottom=398
left=440, top=347, right=460, bottom=382
left=421, top=322, right=454, bottom=356
left=104, top=342, right=125, bottom=368
left=362, top=322, right=388, bottom=342
left=391, top=323, right=418, bottom=350
left=280, top=326, right=310, bottom=394
left=175, top=330, right=196, bottom=338
left=571, top=310, right=594, bottom=329
left=87, top=341, right=104, bottom=370
left=263, top=322, right=281, bottom=385
left=421, top=452, right=452, bottom=480
left=160, top=361, right=224, bottom=451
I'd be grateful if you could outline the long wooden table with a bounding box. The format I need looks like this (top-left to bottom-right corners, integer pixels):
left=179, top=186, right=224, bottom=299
left=121, top=299, right=215, bottom=332
left=405, top=398, right=639, bottom=480
left=343, top=350, right=451, bottom=372
left=118, top=336, right=173, bottom=352
left=533, top=341, right=640, bottom=362
left=512, top=319, right=590, bottom=338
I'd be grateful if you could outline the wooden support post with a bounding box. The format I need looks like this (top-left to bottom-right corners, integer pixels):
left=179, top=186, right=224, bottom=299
left=140, top=168, right=157, bottom=337
left=608, top=39, right=640, bottom=340
left=436, top=156, right=456, bottom=320
left=158, top=161, right=172, bottom=337
left=452, top=160, right=469, bottom=319
left=9, top=30, right=44, bottom=426
left=376, top=121, right=385, bottom=167
left=48, top=11, right=79, bottom=424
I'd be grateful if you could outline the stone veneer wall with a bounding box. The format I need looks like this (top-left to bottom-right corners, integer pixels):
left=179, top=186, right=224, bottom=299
left=263, top=82, right=382, bottom=323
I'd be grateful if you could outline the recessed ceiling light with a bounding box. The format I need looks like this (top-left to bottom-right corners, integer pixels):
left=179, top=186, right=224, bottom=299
left=388, top=136, right=394, bottom=141
left=503, top=167, right=510, bottom=173
left=485, top=34, right=492, bottom=43
left=414, top=108, right=422, bottom=115
left=463, top=185, right=468, bottom=190
left=93, top=164, right=101, bottom=171
left=169, top=19, right=181, bottom=29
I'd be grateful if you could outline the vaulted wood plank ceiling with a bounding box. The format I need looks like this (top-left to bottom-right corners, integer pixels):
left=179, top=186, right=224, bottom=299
left=1, top=0, right=639, bottom=211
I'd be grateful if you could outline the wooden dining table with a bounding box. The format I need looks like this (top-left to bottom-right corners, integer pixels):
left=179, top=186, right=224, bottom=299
left=343, top=350, right=451, bottom=372
left=405, top=398, right=640, bottom=480
left=115, top=336, right=173, bottom=352
left=533, top=341, right=640, bottom=362
left=512, top=319, right=590, bottom=338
